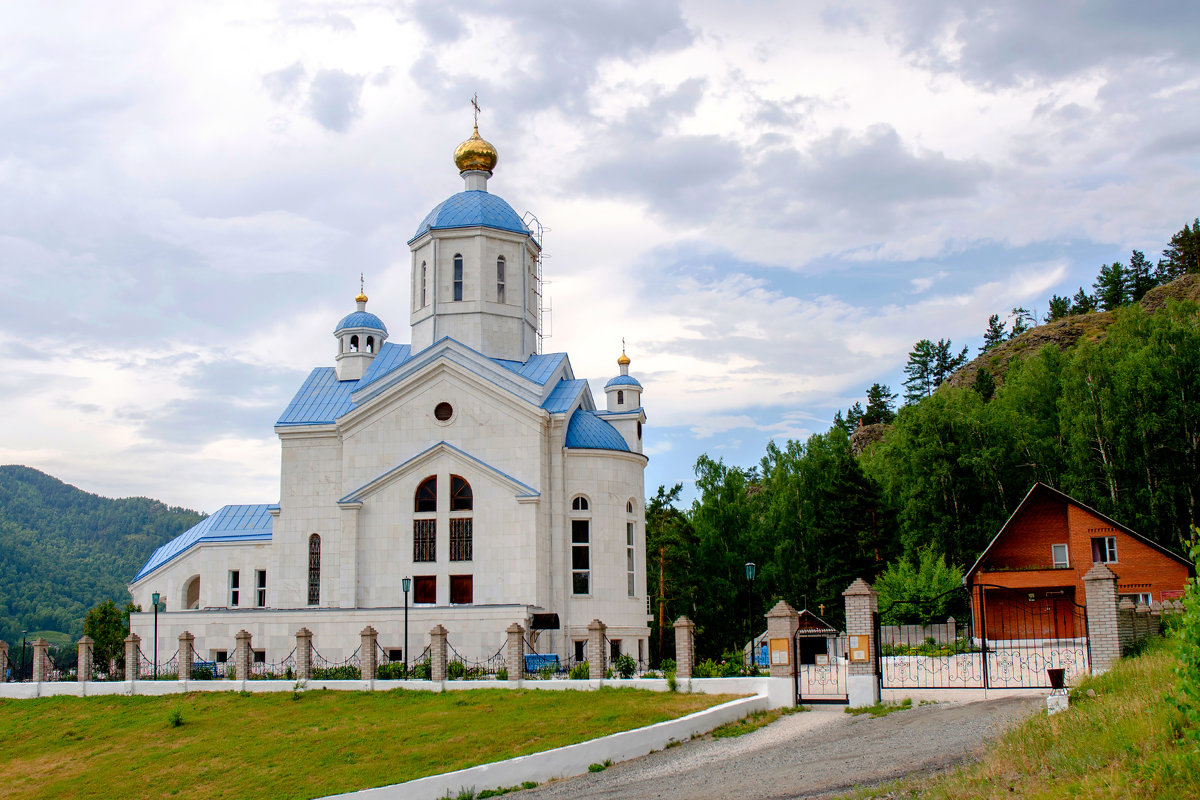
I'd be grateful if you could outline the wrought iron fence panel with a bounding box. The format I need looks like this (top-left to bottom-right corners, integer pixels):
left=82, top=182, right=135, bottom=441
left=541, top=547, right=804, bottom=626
left=311, top=645, right=362, bottom=680
left=446, top=640, right=505, bottom=679
left=251, top=648, right=296, bottom=680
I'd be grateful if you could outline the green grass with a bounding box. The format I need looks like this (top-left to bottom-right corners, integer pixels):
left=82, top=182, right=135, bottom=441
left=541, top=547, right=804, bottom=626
left=711, top=706, right=803, bottom=738
left=844, top=697, right=913, bottom=718
left=0, top=687, right=737, bottom=800
left=843, top=640, right=1200, bottom=799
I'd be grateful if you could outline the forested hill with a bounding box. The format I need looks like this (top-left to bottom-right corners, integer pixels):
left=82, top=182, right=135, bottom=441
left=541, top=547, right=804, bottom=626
left=0, top=466, right=203, bottom=645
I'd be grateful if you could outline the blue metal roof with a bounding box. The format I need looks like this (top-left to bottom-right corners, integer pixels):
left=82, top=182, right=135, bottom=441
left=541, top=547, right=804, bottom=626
left=334, top=310, right=387, bottom=334
left=133, top=504, right=274, bottom=582
left=493, top=352, right=568, bottom=386
left=412, top=191, right=530, bottom=240
left=355, top=342, right=413, bottom=392
left=276, top=368, right=357, bottom=426
left=565, top=408, right=629, bottom=452
left=543, top=379, right=588, bottom=413
left=604, top=374, right=642, bottom=389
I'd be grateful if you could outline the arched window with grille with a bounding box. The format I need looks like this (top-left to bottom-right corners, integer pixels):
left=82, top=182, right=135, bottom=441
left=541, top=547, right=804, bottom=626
left=450, top=475, right=473, bottom=563
left=571, top=495, right=590, bottom=595
left=414, top=476, right=437, bottom=562
left=307, top=534, right=321, bottom=606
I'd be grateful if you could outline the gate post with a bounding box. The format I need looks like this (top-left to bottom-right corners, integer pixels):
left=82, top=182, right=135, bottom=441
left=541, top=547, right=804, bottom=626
left=587, top=619, right=607, bottom=681
left=506, top=623, right=525, bottom=685
left=124, top=633, right=141, bottom=681
left=178, top=632, right=194, bottom=681
left=1083, top=564, right=1119, bottom=674
left=77, top=636, right=94, bottom=683
left=765, top=601, right=799, bottom=679
left=673, top=616, right=695, bottom=680
left=295, top=628, right=313, bottom=681
left=0, top=640, right=8, bottom=682
left=31, top=638, right=51, bottom=683
left=360, top=626, right=378, bottom=682
left=844, top=578, right=880, bottom=707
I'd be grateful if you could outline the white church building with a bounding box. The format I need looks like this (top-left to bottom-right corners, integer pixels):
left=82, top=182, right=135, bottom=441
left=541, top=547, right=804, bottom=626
left=128, top=124, right=651, bottom=669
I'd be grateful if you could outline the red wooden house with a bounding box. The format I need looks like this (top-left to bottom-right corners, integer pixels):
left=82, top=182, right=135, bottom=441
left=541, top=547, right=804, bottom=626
left=964, top=483, right=1192, bottom=640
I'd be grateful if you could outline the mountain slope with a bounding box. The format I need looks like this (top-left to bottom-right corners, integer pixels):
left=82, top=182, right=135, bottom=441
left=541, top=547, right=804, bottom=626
left=0, top=466, right=203, bottom=645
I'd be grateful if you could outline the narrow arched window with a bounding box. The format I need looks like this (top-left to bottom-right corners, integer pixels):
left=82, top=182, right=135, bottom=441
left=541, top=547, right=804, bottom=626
left=626, top=500, right=634, bottom=514
left=572, top=496, right=589, bottom=511
left=366, top=336, right=375, bottom=354
left=453, top=254, right=464, bottom=301
left=450, top=475, right=472, bottom=562
left=450, top=475, right=473, bottom=511
left=421, top=262, right=427, bottom=307
left=571, top=497, right=591, bottom=595
left=307, top=534, right=321, bottom=606
left=349, top=334, right=359, bottom=352
left=496, top=256, right=506, bottom=303
left=415, top=476, right=437, bottom=512
left=617, top=390, right=624, bottom=404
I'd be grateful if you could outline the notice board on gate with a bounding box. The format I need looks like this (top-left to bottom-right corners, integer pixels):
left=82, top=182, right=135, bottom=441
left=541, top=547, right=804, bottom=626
left=848, top=634, right=869, bottom=663
left=769, top=638, right=790, bottom=666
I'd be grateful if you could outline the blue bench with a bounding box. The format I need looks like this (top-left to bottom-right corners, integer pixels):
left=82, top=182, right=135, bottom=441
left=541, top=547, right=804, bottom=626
left=524, top=653, right=561, bottom=673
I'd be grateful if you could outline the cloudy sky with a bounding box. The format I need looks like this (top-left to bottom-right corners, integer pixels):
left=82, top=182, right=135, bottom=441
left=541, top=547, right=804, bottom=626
left=2, top=1, right=1198, bottom=512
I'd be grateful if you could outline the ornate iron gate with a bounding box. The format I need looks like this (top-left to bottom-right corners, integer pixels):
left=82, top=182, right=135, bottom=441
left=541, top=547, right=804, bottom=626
left=875, top=584, right=1089, bottom=690
left=792, top=629, right=847, bottom=704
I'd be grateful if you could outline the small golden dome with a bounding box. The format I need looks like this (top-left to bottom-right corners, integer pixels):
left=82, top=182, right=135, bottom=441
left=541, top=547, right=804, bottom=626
left=454, top=125, right=499, bottom=173
left=355, top=292, right=368, bottom=303
left=617, top=351, right=631, bottom=366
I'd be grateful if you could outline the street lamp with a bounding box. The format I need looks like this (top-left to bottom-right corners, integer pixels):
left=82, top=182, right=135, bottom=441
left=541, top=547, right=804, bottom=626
left=402, top=577, right=411, bottom=674
left=151, top=592, right=161, bottom=680
left=744, top=563, right=757, bottom=669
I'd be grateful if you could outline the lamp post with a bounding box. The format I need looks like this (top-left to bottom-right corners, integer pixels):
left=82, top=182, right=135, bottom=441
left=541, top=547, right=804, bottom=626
left=402, top=577, right=411, bottom=673
left=744, top=562, right=757, bottom=669
left=152, top=592, right=160, bottom=680
left=19, top=631, right=27, bottom=682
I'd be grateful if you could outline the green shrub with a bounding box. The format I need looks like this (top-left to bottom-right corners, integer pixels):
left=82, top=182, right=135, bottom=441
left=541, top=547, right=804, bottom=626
left=167, top=708, right=184, bottom=728
left=311, top=665, right=361, bottom=680
left=659, top=658, right=676, bottom=673
left=192, top=666, right=214, bottom=681
left=666, top=669, right=677, bottom=692
left=537, top=664, right=556, bottom=681
left=495, top=667, right=508, bottom=681
left=642, top=671, right=660, bottom=679
left=377, top=662, right=407, bottom=680
left=568, top=661, right=589, bottom=680
left=448, top=660, right=467, bottom=680
left=614, top=653, right=637, bottom=679
left=1174, top=526, right=1200, bottom=740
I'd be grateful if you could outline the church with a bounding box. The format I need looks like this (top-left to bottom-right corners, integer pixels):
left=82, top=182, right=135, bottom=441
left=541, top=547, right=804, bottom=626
left=128, top=122, right=651, bottom=669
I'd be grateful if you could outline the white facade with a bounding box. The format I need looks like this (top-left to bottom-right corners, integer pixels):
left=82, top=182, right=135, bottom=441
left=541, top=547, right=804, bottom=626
left=129, top=128, right=651, bottom=667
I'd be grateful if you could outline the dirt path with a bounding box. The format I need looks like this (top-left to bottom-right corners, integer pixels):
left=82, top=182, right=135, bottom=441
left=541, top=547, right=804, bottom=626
left=515, top=695, right=1039, bottom=800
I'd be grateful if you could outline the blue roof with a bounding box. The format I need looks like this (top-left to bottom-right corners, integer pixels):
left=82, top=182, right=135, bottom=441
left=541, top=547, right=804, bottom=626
left=604, top=374, right=642, bottom=389
left=277, top=368, right=357, bottom=426
left=412, top=191, right=530, bottom=240
left=133, top=504, right=274, bottom=582
left=334, top=311, right=387, bottom=334
left=565, top=408, right=629, bottom=452
left=493, top=352, right=568, bottom=386
left=355, top=342, right=413, bottom=392
left=543, top=379, right=588, bottom=413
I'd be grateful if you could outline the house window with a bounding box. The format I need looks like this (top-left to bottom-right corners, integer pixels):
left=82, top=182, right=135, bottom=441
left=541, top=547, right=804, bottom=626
left=627, top=521, right=636, bottom=597
left=450, top=518, right=472, bottom=561
left=421, top=262, right=427, bottom=307
left=572, top=519, right=590, bottom=595
left=388, top=649, right=403, bottom=662
left=214, top=650, right=228, bottom=663
left=571, top=496, right=589, bottom=511
left=453, top=254, right=464, bottom=301
left=1091, top=536, right=1118, bottom=564
left=450, top=475, right=473, bottom=510
left=255, top=569, right=266, bottom=607
left=1122, top=592, right=1152, bottom=606
left=414, top=519, right=437, bottom=562
left=307, top=534, right=320, bottom=606
left=1052, top=544, right=1069, bottom=569
left=228, top=570, right=240, bottom=606
left=413, top=575, right=436, bottom=604
left=617, top=390, right=623, bottom=404
left=349, top=334, right=359, bottom=352
left=497, top=256, right=506, bottom=303
left=610, top=639, right=621, bottom=660
left=253, top=650, right=266, bottom=664
left=450, top=574, right=473, bottom=604
left=415, top=476, right=437, bottom=512
left=626, top=501, right=634, bottom=514
left=574, top=640, right=586, bottom=663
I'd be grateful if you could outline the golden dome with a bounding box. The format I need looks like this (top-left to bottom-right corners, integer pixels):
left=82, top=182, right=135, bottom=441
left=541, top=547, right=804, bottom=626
left=355, top=292, right=368, bottom=303
left=617, top=351, right=631, bottom=366
left=454, top=125, right=499, bottom=173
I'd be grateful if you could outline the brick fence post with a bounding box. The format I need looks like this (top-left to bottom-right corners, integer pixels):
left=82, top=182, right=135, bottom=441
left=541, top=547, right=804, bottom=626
left=124, top=633, right=141, bottom=681
left=430, top=625, right=448, bottom=682
left=178, top=632, right=194, bottom=681
left=360, top=626, right=378, bottom=682
left=587, top=619, right=607, bottom=680
left=295, top=628, right=313, bottom=681
left=673, top=616, right=695, bottom=680
left=31, top=638, right=51, bottom=683
left=1083, top=563, right=1119, bottom=674
left=765, top=601, right=799, bottom=680
left=506, top=623, right=525, bottom=684
left=1117, top=597, right=1136, bottom=654
left=1134, top=600, right=1151, bottom=641
left=0, top=640, right=8, bottom=682
left=1149, top=601, right=1163, bottom=638
left=843, top=578, right=879, bottom=707
left=77, top=636, right=94, bottom=683
left=234, top=630, right=252, bottom=681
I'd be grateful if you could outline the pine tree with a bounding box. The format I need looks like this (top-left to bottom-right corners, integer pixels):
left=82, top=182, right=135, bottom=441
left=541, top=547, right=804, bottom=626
left=1157, top=218, right=1200, bottom=281
left=972, top=366, right=996, bottom=401
left=1009, top=307, right=1033, bottom=338
left=845, top=402, right=865, bottom=429
left=1071, top=287, right=1097, bottom=314
left=862, top=383, right=898, bottom=425
left=981, top=314, right=1007, bottom=352
left=933, top=338, right=968, bottom=386
left=903, top=339, right=937, bottom=404
left=1046, top=295, right=1071, bottom=322
left=1094, top=261, right=1129, bottom=310
left=1127, top=250, right=1157, bottom=303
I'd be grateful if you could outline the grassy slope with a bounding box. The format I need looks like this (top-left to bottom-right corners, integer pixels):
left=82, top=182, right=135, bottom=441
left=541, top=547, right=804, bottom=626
left=0, top=687, right=735, bottom=800
left=849, top=641, right=1200, bottom=799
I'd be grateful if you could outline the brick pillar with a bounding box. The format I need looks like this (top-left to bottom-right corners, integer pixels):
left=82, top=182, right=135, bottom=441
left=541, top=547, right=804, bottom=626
left=1117, top=597, right=1136, bottom=654
left=1134, top=600, right=1151, bottom=641
left=506, top=623, right=525, bottom=684
left=360, top=626, right=378, bottom=681
left=1083, top=563, right=1119, bottom=674
left=234, top=630, right=252, bottom=681
left=77, top=636, right=94, bottom=683
left=765, top=601, right=799, bottom=679
left=124, top=633, right=142, bottom=681
left=31, top=638, right=51, bottom=683
left=673, top=616, right=695, bottom=680
left=587, top=619, right=607, bottom=680
left=178, top=632, right=194, bottom=681
left=430, top=625, right=448, bottom=682
left=295, top=628, right=313, bottom=681
left=946, top=617, right=957, bottom=643
left=1149, top=602, right=1163, bottom=638
left=844, top=578, right=880, bottom=707
left=0, top=640, right=8, bottom=682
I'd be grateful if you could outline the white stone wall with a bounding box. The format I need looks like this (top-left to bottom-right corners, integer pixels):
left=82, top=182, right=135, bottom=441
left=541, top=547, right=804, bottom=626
left=129, top=541, right=271, bottom=614
left=273, top=429, right=346, bottom=608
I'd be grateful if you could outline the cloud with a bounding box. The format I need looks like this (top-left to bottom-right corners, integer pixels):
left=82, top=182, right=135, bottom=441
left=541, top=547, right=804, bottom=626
left=263, top=62, right=306, bottom=103
left=308, top=69, right=366, bottom=132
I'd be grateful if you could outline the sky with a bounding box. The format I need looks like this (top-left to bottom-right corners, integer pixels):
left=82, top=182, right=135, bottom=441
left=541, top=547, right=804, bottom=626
left=1, top=1, right=1198, bottom=512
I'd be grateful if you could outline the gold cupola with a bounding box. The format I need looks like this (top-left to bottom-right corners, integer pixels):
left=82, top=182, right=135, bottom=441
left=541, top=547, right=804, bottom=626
left=454, top=125, right=499, bottom=174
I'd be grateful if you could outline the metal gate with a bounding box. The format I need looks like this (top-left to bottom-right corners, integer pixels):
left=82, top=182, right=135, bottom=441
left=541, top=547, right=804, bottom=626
left=875, top=584, right=1090, bottom=690
left=793, top=629, right=847, bottom=704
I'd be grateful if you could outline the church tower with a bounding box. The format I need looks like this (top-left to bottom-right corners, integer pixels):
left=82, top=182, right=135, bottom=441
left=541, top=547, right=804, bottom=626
left=407, top=120, right=541, bottom=361
left=334, top=288, right=388, bottom=381
left=601, top=346, right=646, bottom=453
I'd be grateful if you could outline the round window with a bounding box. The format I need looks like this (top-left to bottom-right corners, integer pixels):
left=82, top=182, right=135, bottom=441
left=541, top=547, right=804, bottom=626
left=434, top=402, right=454, bottom=421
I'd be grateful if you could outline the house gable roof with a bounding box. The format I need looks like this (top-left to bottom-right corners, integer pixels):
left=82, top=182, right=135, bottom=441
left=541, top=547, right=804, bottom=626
left=964, top=482, right=1193, bottom=583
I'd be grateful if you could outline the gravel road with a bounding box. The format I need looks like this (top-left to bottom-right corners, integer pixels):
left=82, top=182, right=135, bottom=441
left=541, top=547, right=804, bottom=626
left=515, top=695, right=1040, bottom=800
